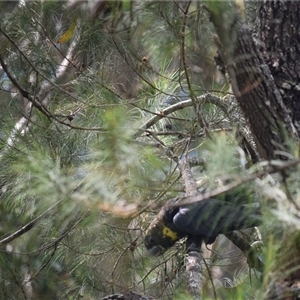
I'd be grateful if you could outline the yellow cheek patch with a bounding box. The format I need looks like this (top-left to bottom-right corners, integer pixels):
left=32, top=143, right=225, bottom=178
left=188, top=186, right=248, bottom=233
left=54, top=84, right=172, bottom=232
left=162, top=226, right=178, bottom=240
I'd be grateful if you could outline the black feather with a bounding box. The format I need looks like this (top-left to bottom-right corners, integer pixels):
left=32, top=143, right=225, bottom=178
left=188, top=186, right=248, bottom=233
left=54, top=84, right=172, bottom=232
left=144, top=196, right=262, bottom=255
left=173, top=199, right=261, bottom=244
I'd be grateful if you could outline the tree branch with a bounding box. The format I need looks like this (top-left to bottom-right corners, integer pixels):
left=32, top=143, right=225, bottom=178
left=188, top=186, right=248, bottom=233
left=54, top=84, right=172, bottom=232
left=178, top=156, right=198, bottom=197
left=135, top=93, right=228, bottom=137
left=185, top=241, right=203, bottom=300
left=178, top=152, right=203, bottom=299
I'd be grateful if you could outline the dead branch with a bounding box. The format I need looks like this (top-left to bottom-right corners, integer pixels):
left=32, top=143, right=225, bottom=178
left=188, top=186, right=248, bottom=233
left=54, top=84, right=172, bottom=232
left=178, top=155, right=203, bottom=299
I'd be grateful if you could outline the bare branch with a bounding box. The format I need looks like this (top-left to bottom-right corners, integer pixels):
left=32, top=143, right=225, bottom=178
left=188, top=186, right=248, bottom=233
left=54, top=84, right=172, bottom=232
left=178, top=157, right=198, bottom=196
left=177, top=143, right=202, bottom=298
left=136, top=93, right=227, bottom=137
left=185, top=247, right=203, bottom=300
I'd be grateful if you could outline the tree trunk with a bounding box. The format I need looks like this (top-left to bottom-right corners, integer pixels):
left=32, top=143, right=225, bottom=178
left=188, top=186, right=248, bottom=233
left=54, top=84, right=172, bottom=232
left=256, top=1, right=300, bottom=135
left=205, top=0, right=298, bottom=160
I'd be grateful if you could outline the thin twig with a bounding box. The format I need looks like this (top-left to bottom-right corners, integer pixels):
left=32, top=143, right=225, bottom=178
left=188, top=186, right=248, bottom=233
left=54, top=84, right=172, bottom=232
left=0, top=200, right=64, bottom=246
left=0, top=55, right=105, bottom=135
left=0, top=27, right=80, bottom=103
left=0, top=55, right=52, bottom=118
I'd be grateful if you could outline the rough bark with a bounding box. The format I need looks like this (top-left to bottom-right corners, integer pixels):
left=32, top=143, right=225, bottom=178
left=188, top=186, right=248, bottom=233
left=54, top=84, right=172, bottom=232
left=257, top=1, right=300, bottom=135
left=244, top=0, right=260, bottom=27
left=205, top=1, right=298, bottom=160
